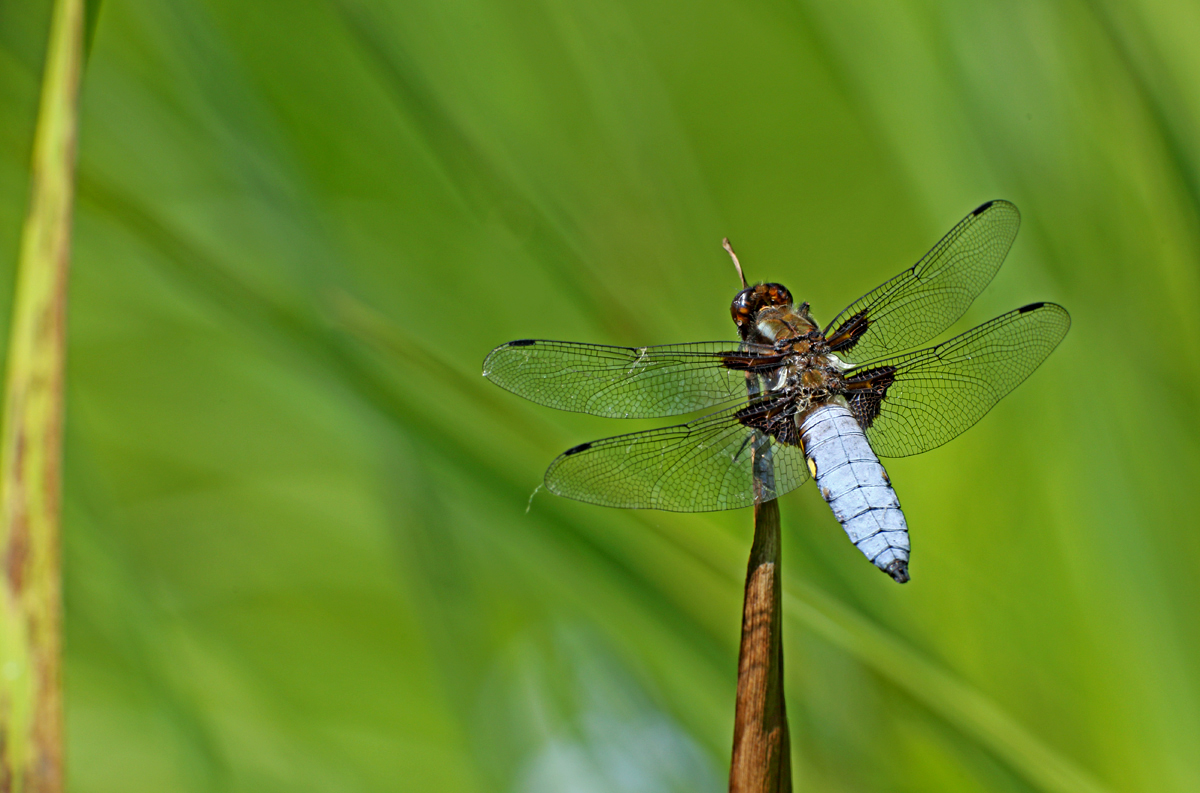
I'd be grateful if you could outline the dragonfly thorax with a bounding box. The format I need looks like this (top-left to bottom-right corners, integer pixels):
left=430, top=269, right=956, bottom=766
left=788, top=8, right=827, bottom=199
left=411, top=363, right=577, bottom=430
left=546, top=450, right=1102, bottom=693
left=742, top=299, right=819, bottom=349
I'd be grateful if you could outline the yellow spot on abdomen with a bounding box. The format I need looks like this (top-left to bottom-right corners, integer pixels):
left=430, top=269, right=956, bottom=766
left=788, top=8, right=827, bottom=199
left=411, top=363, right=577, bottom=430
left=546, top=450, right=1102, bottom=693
left=807, top=457, right=817, bottom=478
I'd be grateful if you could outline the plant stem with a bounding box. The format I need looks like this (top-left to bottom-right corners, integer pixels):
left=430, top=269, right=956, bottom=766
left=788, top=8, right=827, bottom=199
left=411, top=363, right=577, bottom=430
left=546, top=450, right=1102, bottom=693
left=0, top=0, right=84, bottom=788
left=729, top=442, right=793, bottom=792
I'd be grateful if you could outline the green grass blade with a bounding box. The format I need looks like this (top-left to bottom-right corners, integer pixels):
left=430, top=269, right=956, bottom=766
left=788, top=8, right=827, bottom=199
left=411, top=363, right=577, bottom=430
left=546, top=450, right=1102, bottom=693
left=0, top=0, right=84, bottom=788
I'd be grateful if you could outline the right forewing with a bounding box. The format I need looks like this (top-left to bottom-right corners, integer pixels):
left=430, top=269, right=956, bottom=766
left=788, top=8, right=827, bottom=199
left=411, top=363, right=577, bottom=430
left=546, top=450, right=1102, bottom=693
left=823, top=200, right=1022, bottom=363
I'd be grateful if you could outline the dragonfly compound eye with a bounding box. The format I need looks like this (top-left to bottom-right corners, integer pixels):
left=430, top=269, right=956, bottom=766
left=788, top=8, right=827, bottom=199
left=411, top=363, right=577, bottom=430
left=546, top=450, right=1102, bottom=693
left=732, top=283, right=794, bottom=330
left=730, top=287, right=756, bottom=328
left=764, top=283, right=793, bottom=306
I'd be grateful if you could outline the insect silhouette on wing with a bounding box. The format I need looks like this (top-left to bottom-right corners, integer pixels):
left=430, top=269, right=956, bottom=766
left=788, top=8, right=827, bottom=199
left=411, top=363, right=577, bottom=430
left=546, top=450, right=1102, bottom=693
left=483, top=200, right=1069, bottom=582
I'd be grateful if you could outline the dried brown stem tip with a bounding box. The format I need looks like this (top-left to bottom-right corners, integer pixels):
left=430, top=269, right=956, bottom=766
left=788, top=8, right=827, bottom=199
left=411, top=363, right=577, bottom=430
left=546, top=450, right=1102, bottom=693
left=724, top=237, right=748, bottom=289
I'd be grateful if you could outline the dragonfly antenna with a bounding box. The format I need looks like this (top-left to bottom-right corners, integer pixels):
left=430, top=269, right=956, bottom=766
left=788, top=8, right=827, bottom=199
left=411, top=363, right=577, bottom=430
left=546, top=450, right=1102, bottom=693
left=723, top=238, right=747, bottom=288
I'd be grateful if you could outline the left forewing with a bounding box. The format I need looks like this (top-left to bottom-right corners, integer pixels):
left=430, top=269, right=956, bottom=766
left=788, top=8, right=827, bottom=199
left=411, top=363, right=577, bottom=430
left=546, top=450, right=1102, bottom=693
left=483, top=339, right=780, bottom=418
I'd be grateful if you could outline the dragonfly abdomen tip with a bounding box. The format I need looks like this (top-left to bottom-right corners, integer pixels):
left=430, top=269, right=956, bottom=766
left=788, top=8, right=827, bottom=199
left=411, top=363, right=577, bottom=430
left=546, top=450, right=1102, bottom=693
left=885, top=559, right=910, bottom=584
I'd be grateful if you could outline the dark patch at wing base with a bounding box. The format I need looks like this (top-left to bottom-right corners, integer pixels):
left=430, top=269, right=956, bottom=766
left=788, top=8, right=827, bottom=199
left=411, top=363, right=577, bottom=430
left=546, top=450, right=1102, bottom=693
left=843, top=365, right=897, bottom=429
left=825, top=309, right=872, bottom=353
left=734, top=396, right=803, bottom=446
left=720, top=352, right=789, bottom=372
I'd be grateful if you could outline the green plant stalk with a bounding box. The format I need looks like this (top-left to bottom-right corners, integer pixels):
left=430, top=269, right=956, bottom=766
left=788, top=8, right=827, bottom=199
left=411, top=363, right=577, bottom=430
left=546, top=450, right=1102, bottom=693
left=0, top=0, right=85, bottom=789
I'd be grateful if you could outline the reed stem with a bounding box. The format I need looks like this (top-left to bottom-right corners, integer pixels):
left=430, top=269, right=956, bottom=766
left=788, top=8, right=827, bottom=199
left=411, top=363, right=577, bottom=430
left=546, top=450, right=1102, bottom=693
left=0, top=0, right=84, bottom=788
left=729, top=445, right=793, bottom=792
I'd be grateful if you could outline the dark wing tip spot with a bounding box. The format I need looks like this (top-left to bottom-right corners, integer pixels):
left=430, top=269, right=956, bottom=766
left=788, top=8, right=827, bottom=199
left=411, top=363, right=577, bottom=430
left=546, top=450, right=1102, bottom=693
left=508, top=339, right=537, bottom=347
left=972, top=200, right=996, bottom=216
left=1017, top=301, right=1047, bottom=314
left=885, top=559, right=910, bottom=584
left=564, top=442, right=592, bottom=455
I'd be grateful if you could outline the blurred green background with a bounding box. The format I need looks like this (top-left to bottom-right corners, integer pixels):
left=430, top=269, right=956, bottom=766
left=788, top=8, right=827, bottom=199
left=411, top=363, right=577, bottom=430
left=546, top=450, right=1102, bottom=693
left=3, top=0, right=1200, bottom=790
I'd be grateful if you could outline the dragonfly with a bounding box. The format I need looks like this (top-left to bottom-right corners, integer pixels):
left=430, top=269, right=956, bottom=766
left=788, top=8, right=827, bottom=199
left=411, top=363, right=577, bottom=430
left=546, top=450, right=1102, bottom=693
left=483, top=201, right=1069, bottom=583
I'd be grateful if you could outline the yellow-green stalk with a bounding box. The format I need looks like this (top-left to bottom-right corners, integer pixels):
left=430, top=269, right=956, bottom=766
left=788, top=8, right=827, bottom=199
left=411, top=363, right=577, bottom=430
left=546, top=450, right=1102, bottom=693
left=0, top=0, right=85, bottom=789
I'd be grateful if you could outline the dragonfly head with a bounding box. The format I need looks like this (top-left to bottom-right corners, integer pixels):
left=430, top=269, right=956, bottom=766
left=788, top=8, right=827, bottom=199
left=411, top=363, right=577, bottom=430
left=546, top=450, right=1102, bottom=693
left=731, top=282, right=794, bottom=333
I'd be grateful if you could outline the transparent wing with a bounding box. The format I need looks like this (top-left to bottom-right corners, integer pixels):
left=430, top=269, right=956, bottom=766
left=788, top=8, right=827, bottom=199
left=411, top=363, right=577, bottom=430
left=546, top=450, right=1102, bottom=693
left=483, top=339, right=782, bottom=418
left=824, top=200, right=1022, bottom=363
left=844, top=302, right=1070, bottom=458
left=544, top=401, right=811, bottom=511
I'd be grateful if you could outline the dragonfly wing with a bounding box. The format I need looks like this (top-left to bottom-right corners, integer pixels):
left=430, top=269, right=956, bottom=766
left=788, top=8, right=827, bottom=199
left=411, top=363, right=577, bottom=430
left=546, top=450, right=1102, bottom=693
left=483, top=339, right=781, bottom=418
left=824, top=200, right=1022, bottom=363
left=544, top=402, right=811, bottom=511
left=843, top=302, right=1070, bottom=458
